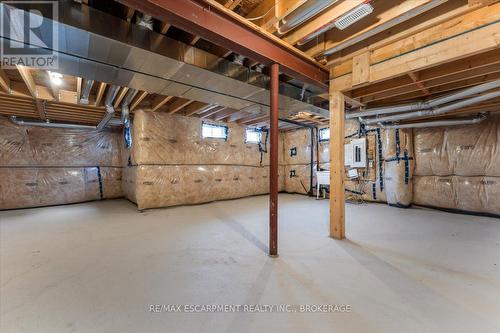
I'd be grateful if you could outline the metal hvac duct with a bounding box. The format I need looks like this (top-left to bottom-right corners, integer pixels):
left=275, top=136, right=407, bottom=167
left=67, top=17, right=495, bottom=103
left=97, top=85, right=120, bottom=130
left=347, top=78, right=500, bottom=120
left=120, top=89, right=138, bottom=129
left=79, top=79, right=94, bottom=104
left=277, top=0, right=337, bottom=35
left=0, top=1, right=329, bottom=120
left=362, top=90, right=500, bottom=125
left=377, top=113, right=488, bottom=129
left=9, top=116, right=122, bottom=130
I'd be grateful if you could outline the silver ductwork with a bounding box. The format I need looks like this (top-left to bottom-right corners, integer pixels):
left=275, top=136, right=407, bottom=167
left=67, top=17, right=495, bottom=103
left=362, top=90, right=500, bottom=125
left=9, top=116, right=122, bottom=130
left=120, top=89, right=137, bottom=129
left=277, top=0, right=337, bottom=35
left=79, top=79, right=94, bottom=104
left=348, top=79, right=500, bottom=120
left=136, top=13, right=153, bottom=30
left=377, top=113, right=488, bottom=129
left=0, top=1, right=329, bottom=121
left=97, top=85, right=120, bottom=130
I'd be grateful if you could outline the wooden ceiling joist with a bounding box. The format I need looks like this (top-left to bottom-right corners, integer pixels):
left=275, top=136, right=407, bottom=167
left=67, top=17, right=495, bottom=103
left=166, top=98, right=193, bottom=114
left=16, top=65, right=37, bottom=99
left=130, top=91, right=148, bottom=111
left=113, top=87, right=129, bottom=108
left=151, top=95, right=174, bottom=111
left=94, top=82, right=107, bottom=106
left=331, top=10, right=500, bottom=92
left=76, top=77, right=82, bottom=102
left=0, top=69, right=11, bottom=93
left=183, top=102, right=212, bottom=116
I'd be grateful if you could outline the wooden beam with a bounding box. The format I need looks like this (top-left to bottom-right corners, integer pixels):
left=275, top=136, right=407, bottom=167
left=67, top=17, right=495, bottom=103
left=166, top=98, right=193, bottom=113
left=0, top=69, right=11, bottom=93
left=125, top=7, right=135, bottom=22
left=313, top=0, right=442, bottom=57
left=35, top=99, right=47, bottom=120
left=245, top=0, right=276, bottom=30
left=199, top=106, right=225, bottom=118
left=159, top=21, right=171, bottom=34
left=351, top=52, right=370, bottom=87
left=94, top=82, right=107, bottom=106
left=326, top=2, right=481, bottom=69
left=329, top=87, right=345, bottom=240
left=76, top=77, right=82, bottom=103
left=350, top=49, right=500, bottom=100
left=16, top=65, right=37, bottom=98
left=183, top=102, right=212, bottom=116
left=331, top=18, right=500, bottom=92
left=113, top=87, right=129, bottom=108
left=213, top=107, right=238, bottom=120
left=407, top=72, right=431, bottom=96
left=130, top=91, right=148, bottom=110
left=283, top=0, right=365, bottom=45
left=151, top=95, right=174, bottom=111
left=225, top=0, right=242, bottom=10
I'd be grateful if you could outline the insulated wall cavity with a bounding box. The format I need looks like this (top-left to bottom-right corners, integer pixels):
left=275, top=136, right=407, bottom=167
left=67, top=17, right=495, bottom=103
left=382, top=128, right=414, bottom=207
left=412, top=114, right=500, bottom=215
left=0, top=117, right=124, bottom=210
left=124, top=110, right=283, bottom=210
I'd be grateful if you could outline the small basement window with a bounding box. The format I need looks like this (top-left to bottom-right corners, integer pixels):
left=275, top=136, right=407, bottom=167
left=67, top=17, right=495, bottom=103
left=245, top=128, right=262, bottom=144
left=319, top=127, right=330, bottom=142
left=202, top=122, right=228, bottom=140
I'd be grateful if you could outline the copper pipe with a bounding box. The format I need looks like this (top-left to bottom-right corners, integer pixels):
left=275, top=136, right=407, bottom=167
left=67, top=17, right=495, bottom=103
left=269, top=63, right=279, bottom=257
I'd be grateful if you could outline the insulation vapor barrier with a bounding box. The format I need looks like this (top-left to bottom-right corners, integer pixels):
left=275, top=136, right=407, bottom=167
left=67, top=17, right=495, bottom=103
left=0, top=117, right=124, bottom=210
left=124, top=110, right=286, bottom=210
left=0, top=117, right=122, bottom=167
left=0, top=167, right=123, bottom=210
left=412, top=113, right=500, bottom=215
left=124, top=165, right=285, bottom=210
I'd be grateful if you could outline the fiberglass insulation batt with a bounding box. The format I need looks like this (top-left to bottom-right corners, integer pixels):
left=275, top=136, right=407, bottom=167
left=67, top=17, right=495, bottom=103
left=413, top=113, right=500, bottom=215
left=123, top=110, right=286, bottom=210
left=0, top=117, right=124, bottom=210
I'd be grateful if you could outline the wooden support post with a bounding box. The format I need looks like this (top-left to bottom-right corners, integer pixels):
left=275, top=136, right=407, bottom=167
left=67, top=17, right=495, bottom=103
left=329, top=85, right=345, bottom=240
left=269, top=63, right=279, bottom=256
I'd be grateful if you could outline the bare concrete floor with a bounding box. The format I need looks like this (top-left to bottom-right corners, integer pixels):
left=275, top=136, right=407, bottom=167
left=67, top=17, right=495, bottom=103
left=1, top=194, right=499, bottom=333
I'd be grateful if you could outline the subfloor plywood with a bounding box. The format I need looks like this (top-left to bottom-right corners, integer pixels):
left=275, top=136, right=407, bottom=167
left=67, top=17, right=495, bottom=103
left=1, top=195, right=499, bottom=332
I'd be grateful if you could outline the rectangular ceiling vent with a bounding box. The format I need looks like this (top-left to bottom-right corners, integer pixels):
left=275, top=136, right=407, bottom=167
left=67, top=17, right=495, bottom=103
left=334, top=3, right=374, bottom=30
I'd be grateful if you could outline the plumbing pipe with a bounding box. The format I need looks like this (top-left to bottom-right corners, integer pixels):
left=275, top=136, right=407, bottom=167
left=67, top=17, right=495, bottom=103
left=277, top=0, right=337, bottom=35
left=9, top=116, right=97, bottom=130
left=377, top=113, right=488, bottom=129
left=79, top=79, right=94, bottom=104
left=347, top=78, right=500, bottom=119
left=9, top=116, right=123, bottom=130
left=97, top=85, right=119, bottom=130
left=362, top=90, right=500, bottom=124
